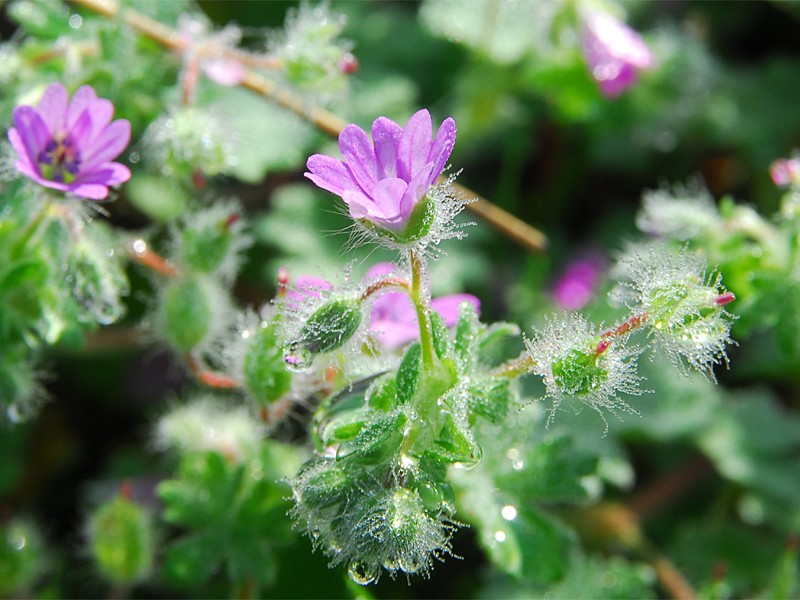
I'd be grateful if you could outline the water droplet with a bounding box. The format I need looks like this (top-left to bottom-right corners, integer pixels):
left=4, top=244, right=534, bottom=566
left=284, top=342, right=313, bottom=372
left=494, top=530, right=507, bottom=543
left=501, top=505, right=517, bottom=521
left=348, top=560, right=379, bottom=585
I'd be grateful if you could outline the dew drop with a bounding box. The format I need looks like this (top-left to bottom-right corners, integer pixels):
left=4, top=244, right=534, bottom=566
left=284, top=342, right=313, bottom=373
left=347, top=560, right=379, bottom=586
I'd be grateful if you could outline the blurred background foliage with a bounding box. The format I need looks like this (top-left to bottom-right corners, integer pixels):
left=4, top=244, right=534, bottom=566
left=2, top=0, right=800, bottom=598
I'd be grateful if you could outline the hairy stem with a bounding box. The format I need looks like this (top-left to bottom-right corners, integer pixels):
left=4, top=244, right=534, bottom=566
left=409, top=250, right=435, bottom=369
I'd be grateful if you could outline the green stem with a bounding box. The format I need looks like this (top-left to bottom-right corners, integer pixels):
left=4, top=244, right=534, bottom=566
left=409, top=250, right=435, bottom=369
left=491, top=352, right=537, bottom=379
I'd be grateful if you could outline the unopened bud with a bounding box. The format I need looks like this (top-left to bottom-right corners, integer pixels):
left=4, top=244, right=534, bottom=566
left=88, top=492, right=154, bottom=585
left=286, top=298, right=363, bottom=361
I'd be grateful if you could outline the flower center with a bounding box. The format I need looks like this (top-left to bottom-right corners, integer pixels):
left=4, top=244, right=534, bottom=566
left=37, top=133, right=82, bottom=183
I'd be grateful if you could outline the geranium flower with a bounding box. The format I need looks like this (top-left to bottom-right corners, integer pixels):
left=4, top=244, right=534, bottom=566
left=367, top=263, right=479, bottom=349
left=770, top=157, right=800, bottom=187
left=580, top=12, right=653, bottom=98
left=553, top=257, right=603, bottom=311
left=8, top=83, right=131, bottom=200
left=305, top=109, right=456, bottom=231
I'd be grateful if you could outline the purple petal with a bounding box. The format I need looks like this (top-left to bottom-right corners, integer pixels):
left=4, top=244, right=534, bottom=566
left=398, top=161, right=433, bottom=222
left=8, top=128, right=39, bottom=176
left=37, top=83, right=69, bottom=134
left=427, top=117, right=456, bottom=184
left=66, top=85, right=99, bottom=131
left=66, top=182, right=111, bottom=200
left=83, top=99, right=114, bottom=144
left=80, top=119, right=131, bottom=169
left=305, top=154, right=358, bottom=196
left=342, top=188, right=380, bottom=220
left=12, top=106, right=51, bottom=164
left=339, top=123, right=379, bottom=195
left=74, top=162, right=131, bottom=186
left=371, top=177, right=408, bottom=225
left=398, top=109, right=432, bottom=182
left=431, top=294, right=480, bottom=326
left=68, top=108, right=94, bottom=150
left=365, top=262, right=397, bottom=281
left=371, top=117, right=402, bottom=179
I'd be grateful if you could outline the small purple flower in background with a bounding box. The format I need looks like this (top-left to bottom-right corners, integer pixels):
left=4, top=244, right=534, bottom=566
left=285, top=275, right=332, bottom=310
left=580, top=11, right=653, bottom=98
left=553, top=257, right=603, bottom=311
left=770, top=157, right=800, bottom=187
left=8, top=83, right=131, bottom=200
left=305, top=109, right=456, bottom=231
left=367, top=263, right=479, bottom=350
left=176, top=15, right=247, bottom=88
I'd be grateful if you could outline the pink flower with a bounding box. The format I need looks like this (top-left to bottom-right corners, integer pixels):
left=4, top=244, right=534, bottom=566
left=305, top=109, right=456, bottom=231
left=285, top=275, right=332, bottom=310
left=770, top=157, right=800, bottom=187
left=367, top=263, right=479, bottom=350
left=176, top=15, right=247, bottom=87
left=8, top=83, right=131, bottom=200
left=580, top=12, right=653, bottom=98
left=553, top=258, right=603, bottom=311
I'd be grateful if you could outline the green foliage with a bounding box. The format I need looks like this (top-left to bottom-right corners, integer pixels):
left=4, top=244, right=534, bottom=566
left=158, top=443, right=296, bottom=591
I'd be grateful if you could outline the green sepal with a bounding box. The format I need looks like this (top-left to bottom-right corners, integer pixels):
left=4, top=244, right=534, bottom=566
left=463, top=376, right=514, bottom=424
left=427, top=411, right=482, bottom=466
left=242, top=321, right=293, bottom=406
left=366, top=375, right=398, bottom=412
left=552, top=345, right=608, bottom=396
left=358, top=195, right=435, bottom=245
left=429, top=310, right=451, bottom=359
left=396, top=343, right=421, bottom=404
left=335, top=412, right=407, bottom=463
left=454, top=300, right=481, bottom=366
left=296, top=463, right=350, bottom=511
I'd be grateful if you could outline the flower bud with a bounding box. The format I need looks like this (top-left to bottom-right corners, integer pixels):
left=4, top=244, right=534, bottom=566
left=525, top=314, right=642, bottom=423
left=87, top=492, right=154, bottom=585
left=178, top=202, right=249, bottom=280
left=158, top=275, right=228, bottom=352
left=285, top=298, right=363, bottom=369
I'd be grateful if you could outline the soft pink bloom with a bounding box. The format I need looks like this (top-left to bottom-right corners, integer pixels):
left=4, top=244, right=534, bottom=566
left=8, top=83, right=131, bottom=199
left=769, top=157, right=800, bottom=187
left=286, top=275, right=332, bottom=310
left=367, top=263, right=479, bottom=349
left=580, top=12, right=653, bottom=98
left=305, top=109, right=456, bottom=231
left=177, top=15, right=247, bottom=87
left=553, top=258, right=603, bottom=311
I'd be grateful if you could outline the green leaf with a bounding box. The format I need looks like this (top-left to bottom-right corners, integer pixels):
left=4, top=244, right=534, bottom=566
left=463, top=376, right=514, bottom=424
left=454, top=301, right=481, bottom=367
left=125, top=174, right=189, bottom=223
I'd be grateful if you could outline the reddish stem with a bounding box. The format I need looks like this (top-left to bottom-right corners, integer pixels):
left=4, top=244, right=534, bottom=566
left=127, top=239, right=180, bottom=277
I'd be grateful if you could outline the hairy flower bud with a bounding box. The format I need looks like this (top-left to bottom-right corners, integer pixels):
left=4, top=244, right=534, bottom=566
left=285, top=298, right=363, bottom=370
left=525, top=313, right=642, bottom=425
left=87, top=492, right=154, bottom=585
left=615, top=244, right=736, bottom=379
left=158, top=274, right=229, bottom=352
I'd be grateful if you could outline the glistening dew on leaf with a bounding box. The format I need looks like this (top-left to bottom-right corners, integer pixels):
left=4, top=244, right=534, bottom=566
left=8, top=83, right=131, bottom=199
left=305, top=109, right=457, bottom=242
